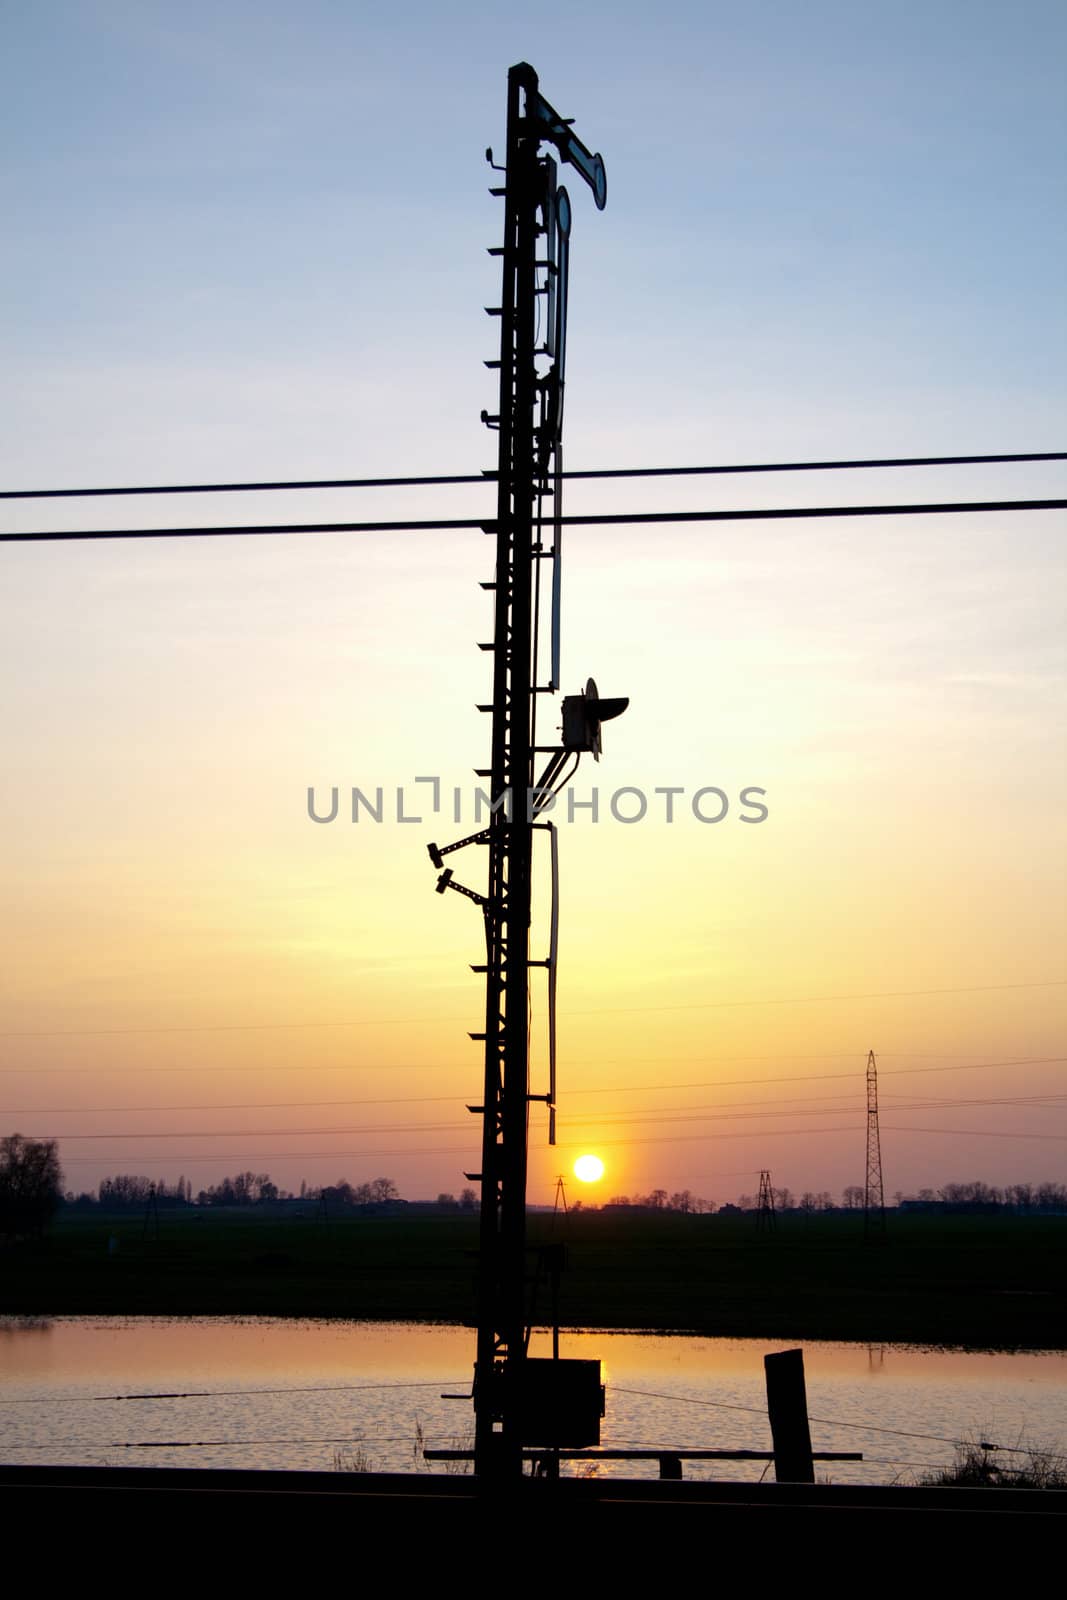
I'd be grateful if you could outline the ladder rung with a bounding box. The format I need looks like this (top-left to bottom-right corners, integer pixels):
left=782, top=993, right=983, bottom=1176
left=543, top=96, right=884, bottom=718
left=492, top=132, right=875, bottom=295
left=469, top=1032, right=487, bottom=1041
left=477, top=642, right=495, bottom=651
left=486, top=246, right=505, bottom=256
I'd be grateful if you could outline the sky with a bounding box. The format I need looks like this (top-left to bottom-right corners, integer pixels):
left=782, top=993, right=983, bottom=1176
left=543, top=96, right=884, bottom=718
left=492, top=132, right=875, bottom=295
left=1, top=1, right=1064, bottom=1205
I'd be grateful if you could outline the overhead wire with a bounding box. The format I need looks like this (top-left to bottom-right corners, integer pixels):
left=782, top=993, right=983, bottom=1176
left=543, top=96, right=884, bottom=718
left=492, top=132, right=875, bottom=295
left=9, top=1060, right=1062, bottom=1114
left=1, top=978, right=1062, bottom=1039
left=54, top=1117, right=1067, bottom=1164
left=606, top=1386, right=1067, bottom=1462
left=6, top=1377, right=1064, bottom=1466
left=0, top=1379, right=465, bottom=1407
left=4, top=1435, right=422, bottom=1451
left=3, top=497, right=1064, bottom=542
left=883, top=1124, right=1067, bottom=1142
left=0, top=1053, right=1060, bottom=1094
left=23, top=1088, right=1066, bottom=1142
left=2, top=450, right=1063, bottom=500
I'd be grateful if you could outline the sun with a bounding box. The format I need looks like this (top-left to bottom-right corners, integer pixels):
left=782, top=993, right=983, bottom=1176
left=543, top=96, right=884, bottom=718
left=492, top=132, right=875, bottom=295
left=573, top=1153, right=605, bottom=1184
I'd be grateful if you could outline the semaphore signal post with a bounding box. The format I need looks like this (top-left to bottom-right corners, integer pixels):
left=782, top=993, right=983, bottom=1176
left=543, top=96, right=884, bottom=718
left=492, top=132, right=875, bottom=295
left=427, top=63, right=625, bottom=1479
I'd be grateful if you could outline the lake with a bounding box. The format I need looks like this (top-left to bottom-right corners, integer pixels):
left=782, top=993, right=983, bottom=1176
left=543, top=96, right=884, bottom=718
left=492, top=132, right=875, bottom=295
left=2, top=1317, right=1065, bottom=1484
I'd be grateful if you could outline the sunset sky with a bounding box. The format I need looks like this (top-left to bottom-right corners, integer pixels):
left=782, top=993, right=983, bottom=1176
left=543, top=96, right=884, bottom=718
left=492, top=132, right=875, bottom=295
left=2, top=1, right=1064, bottom=1204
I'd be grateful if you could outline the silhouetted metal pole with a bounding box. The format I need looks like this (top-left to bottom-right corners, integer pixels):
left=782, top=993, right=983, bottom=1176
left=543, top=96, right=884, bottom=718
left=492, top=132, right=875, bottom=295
left=429, top=61, right=609, bottom=1480
left=757, top=1169, right=776, bottom=1233
left=471, top=60, right=541, bottom=1479
left=470, top=61, right=613, bottom=1479
left=864, top=1049, right=886, bottom=1240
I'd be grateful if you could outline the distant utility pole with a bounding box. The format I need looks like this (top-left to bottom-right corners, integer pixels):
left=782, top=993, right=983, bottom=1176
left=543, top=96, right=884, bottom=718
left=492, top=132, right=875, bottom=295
left=141, top=1182, right=160, bottom=1243
left=864, top=1049, right=886, bottom=1240
left=757, top=1170, right=776, bottom=1233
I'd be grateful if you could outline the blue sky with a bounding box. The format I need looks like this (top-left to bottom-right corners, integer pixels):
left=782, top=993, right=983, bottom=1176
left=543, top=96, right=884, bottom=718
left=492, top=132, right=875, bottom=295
left=4, top=0, right=1065, bottom=487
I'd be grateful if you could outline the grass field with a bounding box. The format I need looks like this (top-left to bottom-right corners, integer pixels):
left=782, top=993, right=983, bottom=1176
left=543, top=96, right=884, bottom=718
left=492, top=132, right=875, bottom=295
left=3, top=1209, right=1064, bottom=1348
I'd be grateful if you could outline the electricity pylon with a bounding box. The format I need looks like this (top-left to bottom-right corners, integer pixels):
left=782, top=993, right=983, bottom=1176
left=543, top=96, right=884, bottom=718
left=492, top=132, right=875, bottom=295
left=864, top=1049, right=886, bottom=1240
left=757, top=1169, right=776, bottom=1233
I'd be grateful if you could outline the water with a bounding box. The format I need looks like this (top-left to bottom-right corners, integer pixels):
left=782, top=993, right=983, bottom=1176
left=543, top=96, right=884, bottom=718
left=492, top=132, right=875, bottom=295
left=2, top=1317, right=1064, bottom=1484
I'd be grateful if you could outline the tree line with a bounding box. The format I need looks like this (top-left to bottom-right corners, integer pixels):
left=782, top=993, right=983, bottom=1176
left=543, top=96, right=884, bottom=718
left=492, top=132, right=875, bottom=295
left=893, top=1180, right=1067, bottom=1213
left=62, top=1171, right=410, bottom=1210
left=607, top=1181, right=1067, bottom=1215
left=605, top=1189, right=711, bottom=1212
left=4, top=1131, right=1065, bottom=1236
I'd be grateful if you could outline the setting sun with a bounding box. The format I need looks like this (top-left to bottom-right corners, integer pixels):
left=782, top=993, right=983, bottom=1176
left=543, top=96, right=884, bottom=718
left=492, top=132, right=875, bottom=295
left=573, top=1154, right=605, bottom=1184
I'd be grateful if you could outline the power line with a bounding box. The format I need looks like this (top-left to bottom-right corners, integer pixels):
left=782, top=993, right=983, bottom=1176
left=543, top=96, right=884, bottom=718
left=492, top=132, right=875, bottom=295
left=607, top=1387, right=1067, bottom=1460
left=28, top=1090, right=1064, bottom=1143
left=3, top=450, right=1063, bottom=501
left=34, top=1120, right=475, bottom=1141
left=576, top=1093, right=1067, bottom=1129
left=0, top=1379, right=463, bottom=1407
left=10, top=1062, right=1060, bottom=1114
left=5, top=1379, right=1062, bottom=1466
left=0, top=1052, right=1057, bottom=1089
left=2, top=980, right=1061, bottom=1039
left=883, top=1124, right=1067, bottom=1142
left=565, top=983, right=1067, bottom=1019
left=3, top=498, right=1064, bottom=542
left=29, top=1088, right=1067, bottom=1139
left=54, top=1115, right=1067, bottom=1164
left=55, top=1146, right=481, bottom=1165
left=56, top=1130, right=859, bottom=1164
left=6, top=1435, right=420, bottom=1450
left=563, top=1056, right=1067, bottom=1093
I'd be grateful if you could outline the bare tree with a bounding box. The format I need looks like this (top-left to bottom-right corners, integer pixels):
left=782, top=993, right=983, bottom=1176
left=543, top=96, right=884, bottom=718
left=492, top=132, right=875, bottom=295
left=0, top=1134, right=63, bottom=1239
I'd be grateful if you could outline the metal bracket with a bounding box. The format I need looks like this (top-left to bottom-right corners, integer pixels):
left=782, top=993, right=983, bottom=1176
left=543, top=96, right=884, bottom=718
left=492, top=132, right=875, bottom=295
left=427, top=830, right=489, bottom=869
left=435, top=867, right=489, bottom=908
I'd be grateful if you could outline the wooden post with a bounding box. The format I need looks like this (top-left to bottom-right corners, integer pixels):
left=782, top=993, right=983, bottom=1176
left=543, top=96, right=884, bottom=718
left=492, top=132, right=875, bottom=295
left=764, top=1348, right=815, bottom=1483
